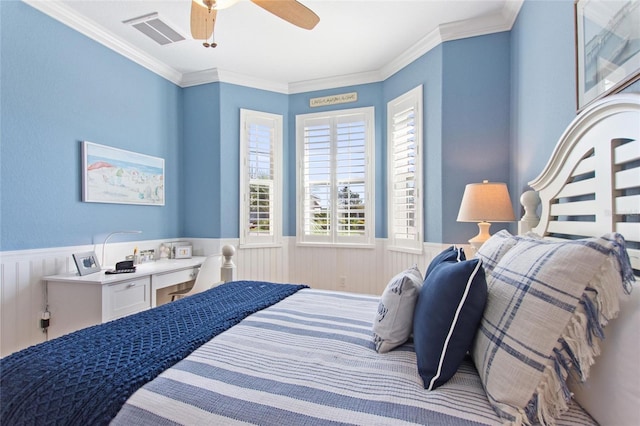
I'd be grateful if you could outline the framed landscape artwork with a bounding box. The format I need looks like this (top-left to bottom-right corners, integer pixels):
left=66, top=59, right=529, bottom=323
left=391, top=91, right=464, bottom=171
left=575, top=0, right=640, bottom=110
left=82, top=141, right=165, bottom=206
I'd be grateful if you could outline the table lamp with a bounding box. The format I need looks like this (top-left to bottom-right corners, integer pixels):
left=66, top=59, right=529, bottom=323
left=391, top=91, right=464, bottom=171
left=457, top=180, right=515, bottom=250
left=101, top=230, right=142, bottom=267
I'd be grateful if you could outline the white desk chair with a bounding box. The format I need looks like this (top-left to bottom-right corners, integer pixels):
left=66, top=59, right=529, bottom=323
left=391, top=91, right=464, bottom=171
left=169, top=255, right=223, bottom=301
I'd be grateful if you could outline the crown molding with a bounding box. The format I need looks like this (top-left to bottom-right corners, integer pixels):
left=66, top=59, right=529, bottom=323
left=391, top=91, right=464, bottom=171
left=502, top=0, right=525, bottom=29
left=23, top=0, right=523, bottom=94
left=290, top=0, right=523, bottom=93
left=379, top=0, right=523, bottom=82
left=179, top=68, right=220, bottom=88
left=180, top=68, right=290, bottom=93
left=288, top=70, right=384, bottom=94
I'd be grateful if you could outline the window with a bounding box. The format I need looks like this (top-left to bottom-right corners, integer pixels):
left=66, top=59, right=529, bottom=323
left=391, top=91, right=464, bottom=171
left=387, top=86, right=423, bottom=253
left=296, top=107, right=375, bottom=246
left=239, top=109, right=282, bottom=247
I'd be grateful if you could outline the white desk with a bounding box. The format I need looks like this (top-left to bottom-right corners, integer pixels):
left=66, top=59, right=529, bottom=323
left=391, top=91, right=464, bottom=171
left=43, top=257, right=206, bottom=339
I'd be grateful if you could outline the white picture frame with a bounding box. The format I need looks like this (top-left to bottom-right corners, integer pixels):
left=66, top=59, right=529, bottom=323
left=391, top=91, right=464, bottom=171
left=72, top=251, right=102, bottom=276
left=82, top=141, right=165, bottom=206
left=575, top=0, right=640, bottom=111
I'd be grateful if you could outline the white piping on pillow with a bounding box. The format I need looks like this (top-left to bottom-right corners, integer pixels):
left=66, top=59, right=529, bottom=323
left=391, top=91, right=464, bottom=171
left=428, top=259, right=483, bottom=390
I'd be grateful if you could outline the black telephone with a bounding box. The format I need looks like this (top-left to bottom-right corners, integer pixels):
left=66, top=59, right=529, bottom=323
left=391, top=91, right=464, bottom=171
left=105, top=260, right=136, bottom=274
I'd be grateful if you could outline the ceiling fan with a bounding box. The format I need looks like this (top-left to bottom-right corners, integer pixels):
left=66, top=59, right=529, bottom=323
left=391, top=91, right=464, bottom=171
left=190, top=0, right=320, bottom=48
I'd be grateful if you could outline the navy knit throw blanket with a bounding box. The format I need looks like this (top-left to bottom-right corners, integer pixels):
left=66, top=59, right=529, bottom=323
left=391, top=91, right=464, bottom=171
left=0, top=280, right=307, bottom=425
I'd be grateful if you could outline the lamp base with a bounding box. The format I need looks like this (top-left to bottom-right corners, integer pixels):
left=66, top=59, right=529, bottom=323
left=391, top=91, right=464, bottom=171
left=468, top=221, right=492, bottom=250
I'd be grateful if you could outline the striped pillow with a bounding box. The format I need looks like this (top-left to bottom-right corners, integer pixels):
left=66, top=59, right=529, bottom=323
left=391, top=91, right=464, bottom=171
left=472, top=233, right=635, bottom=425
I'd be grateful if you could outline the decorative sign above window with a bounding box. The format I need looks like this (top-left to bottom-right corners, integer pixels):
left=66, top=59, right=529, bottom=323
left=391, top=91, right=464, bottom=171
left=310, top=92, right=358, bottom=108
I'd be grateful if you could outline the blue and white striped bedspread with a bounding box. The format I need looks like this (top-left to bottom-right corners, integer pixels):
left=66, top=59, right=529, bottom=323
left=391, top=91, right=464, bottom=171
left=113, top=289, right=596, bottom=425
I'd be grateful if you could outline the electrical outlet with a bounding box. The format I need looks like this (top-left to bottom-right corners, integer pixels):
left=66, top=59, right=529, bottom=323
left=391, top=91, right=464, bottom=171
left=338, top=276, right=346, bottom=289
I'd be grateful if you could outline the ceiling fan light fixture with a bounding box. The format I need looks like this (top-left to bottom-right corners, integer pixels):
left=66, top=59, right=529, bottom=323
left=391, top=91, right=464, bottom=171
left=190, top=0, right=319, bottom=46
left=195, top=0, right=240, bottom=11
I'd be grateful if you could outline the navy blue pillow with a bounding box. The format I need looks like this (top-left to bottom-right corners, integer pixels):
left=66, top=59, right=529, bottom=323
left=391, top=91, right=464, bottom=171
left=413, top=258, right=487, bottom=390
left=425, top=246, right=466, bottom=278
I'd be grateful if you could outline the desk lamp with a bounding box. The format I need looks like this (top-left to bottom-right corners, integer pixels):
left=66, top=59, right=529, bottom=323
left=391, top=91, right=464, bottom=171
left=101, top=230, right=142, bottom=267
left=457, top=180, right=515, bottom=250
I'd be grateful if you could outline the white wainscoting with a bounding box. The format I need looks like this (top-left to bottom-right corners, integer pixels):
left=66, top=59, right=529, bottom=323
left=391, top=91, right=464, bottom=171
left=287, top=240, right=450, bottom=295
left=1, top=247, right=77, bottom=356
left=1, top=238, right=454, bottom=357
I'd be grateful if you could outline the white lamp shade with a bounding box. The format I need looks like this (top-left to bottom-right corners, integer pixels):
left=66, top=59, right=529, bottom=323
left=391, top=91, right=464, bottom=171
left=457, top=181, right=515, bottom=250
left=457, top=181, right=516, bottom=223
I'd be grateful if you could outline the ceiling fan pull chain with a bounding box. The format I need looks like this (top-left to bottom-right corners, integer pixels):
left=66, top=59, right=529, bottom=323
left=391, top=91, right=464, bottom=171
left=208, top=9, right=217, bottom=48
left=203, top=7, right=217, bottom=48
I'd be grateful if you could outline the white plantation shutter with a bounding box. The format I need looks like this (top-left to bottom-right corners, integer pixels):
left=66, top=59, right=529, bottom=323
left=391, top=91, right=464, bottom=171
left=388, top=86, right=423, bottom=253
left=335, top=118, right=367, bottom=241
left=391, top=108, right=417, bottom=239
left=240, top=109, right=282, bottom=247
left=297, top=107, right=375, bottom=246
left=301, top=120, right=331, bottom=239
left=248, top=180, right=273, bottom=236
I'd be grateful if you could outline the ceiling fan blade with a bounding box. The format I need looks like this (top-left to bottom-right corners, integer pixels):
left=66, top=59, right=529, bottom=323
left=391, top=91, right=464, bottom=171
left=190, top=0, right=216, bottom=40
left=251, top=0, right=319, bottom=30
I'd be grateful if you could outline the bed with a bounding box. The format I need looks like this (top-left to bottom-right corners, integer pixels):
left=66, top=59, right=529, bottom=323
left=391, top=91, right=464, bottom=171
left=1, top=93, right=639, bottom=425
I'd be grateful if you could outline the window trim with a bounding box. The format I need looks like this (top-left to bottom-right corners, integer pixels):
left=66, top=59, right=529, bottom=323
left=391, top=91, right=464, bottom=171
left=239, top=108, right=283, bottom=248
left=296, top=106, right=375, bottom=248
left=387, top=86, right=423, bottom=254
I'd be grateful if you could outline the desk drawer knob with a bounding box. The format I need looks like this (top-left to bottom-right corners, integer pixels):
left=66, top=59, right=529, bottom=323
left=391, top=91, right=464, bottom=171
left=127, top=282, right=137, bottom=288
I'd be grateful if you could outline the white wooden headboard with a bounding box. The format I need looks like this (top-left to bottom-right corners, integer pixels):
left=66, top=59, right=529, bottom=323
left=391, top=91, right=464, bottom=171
left=527, top=93, right=640, bottom=272
left=521, top=93, right=640, bottom=426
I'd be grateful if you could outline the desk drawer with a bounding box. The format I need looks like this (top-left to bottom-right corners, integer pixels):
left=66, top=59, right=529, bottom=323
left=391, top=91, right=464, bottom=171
left=153, top=267, right=200, bottom=290
left=105, top=277, right=150, bottom=321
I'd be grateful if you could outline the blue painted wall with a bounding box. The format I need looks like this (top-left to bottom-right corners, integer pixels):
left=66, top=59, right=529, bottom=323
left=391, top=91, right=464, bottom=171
left=181, top=83, right=288, bottom=239
left=441, top=32, right=512, bottom=244
left=181, top=83, right=221, bottom=239
left=5, top=0, right=632, bottom=251
left=385, top=45, right=445, bottom=243
left=1, top=1, right=182, bottom=251
left=510, top=0, right=577, bottom=199
left=382, top=33, right=512, bottom=245
left=183, top=33, right=511, bottom=245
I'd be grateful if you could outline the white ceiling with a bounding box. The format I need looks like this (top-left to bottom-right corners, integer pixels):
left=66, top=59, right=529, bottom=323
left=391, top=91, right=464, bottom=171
left=24, top=0, right=523, bottom=93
